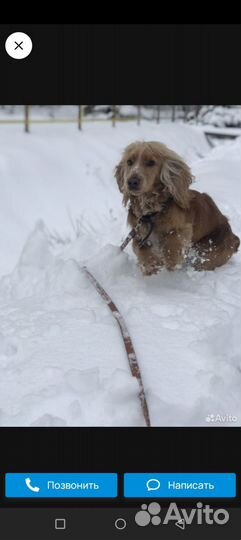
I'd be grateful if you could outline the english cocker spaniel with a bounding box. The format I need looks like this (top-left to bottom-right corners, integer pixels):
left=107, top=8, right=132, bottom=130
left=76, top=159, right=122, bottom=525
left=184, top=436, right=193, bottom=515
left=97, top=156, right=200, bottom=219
left=115, top=141, right=240, bottom=275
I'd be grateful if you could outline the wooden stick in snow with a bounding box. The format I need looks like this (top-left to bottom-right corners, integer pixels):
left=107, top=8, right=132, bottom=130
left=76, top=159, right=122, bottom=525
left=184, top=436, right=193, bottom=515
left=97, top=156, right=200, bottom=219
left=82, top=265, right=151, bottom=427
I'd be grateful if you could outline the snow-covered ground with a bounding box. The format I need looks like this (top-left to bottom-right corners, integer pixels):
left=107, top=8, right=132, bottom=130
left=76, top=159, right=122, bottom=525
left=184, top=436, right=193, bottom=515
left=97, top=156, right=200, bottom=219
left=0, top=121, right=240, bottom=427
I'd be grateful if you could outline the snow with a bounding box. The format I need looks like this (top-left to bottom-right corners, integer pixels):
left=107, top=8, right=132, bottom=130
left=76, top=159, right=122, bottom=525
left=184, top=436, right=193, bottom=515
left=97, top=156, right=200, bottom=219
left=199, top=125, right=241, bottom=137
left=0, top=121, right=240, bottom=427
left=191, top=106, right=241, bottom=128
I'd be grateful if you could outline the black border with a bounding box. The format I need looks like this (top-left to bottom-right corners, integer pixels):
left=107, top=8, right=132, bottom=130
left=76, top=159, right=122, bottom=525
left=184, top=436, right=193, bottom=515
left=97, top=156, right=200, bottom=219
left=0, top=24, right=240, bottom=103
left=0, top=428, right=240, bottom=508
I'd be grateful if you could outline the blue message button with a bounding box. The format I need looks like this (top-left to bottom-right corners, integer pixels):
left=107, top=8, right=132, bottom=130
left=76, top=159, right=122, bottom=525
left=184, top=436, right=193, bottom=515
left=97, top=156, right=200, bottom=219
left=124, top=473, right=236, bottom=498
left=6, top=473, right=118, bottom=498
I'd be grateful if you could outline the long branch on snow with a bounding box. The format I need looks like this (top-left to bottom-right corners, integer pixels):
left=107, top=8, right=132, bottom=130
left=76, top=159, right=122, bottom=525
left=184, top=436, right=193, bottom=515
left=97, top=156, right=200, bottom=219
left=82, top=265, right=151, bottom=427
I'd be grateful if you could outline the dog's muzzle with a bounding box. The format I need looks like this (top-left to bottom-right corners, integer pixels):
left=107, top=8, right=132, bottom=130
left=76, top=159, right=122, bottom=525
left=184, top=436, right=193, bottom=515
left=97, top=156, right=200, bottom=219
left=127, top=175, right=142, bottom=192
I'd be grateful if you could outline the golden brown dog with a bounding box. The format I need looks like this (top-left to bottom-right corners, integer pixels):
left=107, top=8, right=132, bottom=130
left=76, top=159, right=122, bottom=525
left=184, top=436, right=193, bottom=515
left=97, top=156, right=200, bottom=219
left=115, top=141, right=240, bottom=275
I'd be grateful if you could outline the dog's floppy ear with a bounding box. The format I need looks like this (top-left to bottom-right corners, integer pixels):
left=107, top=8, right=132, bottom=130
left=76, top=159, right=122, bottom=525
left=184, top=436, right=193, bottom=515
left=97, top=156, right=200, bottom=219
left=160, top=155, right=193, bottom=209
left=114, top=160, right=125, bottom=193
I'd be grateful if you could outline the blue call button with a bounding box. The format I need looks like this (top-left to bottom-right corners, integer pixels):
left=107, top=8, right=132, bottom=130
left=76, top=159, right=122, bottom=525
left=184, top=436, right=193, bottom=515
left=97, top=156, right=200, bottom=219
left=6, top=473, right=117, bottom=498
left=124, top=473, right=236, bottom=498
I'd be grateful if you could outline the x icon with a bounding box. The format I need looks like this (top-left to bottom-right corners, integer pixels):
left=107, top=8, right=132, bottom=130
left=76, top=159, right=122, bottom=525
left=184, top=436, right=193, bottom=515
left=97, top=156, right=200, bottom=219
left=14, top=41, right=23, bottom=50
left=5, top=32, right=32, bottom=59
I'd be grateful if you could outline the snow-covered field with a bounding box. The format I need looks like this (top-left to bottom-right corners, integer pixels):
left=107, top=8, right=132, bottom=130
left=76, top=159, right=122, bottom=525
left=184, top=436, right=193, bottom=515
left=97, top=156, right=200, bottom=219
left=0, top=121, right=240, bottom=427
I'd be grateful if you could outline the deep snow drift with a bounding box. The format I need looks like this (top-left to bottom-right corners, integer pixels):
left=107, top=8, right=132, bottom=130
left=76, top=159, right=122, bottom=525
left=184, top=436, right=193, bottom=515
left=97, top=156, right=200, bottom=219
left=0, top=122, right=240, bottom=427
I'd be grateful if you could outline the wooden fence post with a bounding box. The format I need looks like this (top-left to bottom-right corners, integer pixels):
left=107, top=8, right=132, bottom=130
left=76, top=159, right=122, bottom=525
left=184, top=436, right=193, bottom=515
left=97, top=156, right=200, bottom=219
left=24, top=106, right=30, bottom=133
left=78, top=105, right=83, bottom=130
left=137, top=105, right=141, bottom=125
left=112, top=105, right=117, bottom=127
left=156, top=105, right=160, bottom=123
left=172, top=105, right=176, bottom=122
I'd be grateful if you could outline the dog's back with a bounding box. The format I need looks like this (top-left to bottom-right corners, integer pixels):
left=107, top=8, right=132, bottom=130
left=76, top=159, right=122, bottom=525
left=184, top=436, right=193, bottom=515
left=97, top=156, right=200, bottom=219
left=188, top=190, right=229, bottom=243
left=188, top=190, right=240, bottom=270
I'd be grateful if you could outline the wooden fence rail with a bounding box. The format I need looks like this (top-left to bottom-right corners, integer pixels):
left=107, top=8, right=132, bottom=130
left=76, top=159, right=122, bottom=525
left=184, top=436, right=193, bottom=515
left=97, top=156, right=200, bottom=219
left=6, top=105, right=182, bottom=133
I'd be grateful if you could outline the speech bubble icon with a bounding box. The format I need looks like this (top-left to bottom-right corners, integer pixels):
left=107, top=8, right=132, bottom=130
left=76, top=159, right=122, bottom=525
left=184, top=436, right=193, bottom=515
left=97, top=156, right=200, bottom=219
left=146, top=478, right=161, bottom=492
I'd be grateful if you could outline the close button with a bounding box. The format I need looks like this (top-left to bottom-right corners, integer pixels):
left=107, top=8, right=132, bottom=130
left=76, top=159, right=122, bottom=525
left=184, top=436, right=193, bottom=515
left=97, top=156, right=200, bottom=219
left=5, top=32, right=33, bottom=60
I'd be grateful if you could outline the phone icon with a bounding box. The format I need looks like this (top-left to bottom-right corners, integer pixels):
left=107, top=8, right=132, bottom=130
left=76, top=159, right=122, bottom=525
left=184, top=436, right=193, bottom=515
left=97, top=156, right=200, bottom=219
left=25, top=477, right=40, bottom=493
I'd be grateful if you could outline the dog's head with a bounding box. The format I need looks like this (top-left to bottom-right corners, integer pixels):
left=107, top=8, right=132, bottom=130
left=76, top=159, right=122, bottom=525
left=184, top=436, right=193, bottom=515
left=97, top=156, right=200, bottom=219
left=115, top=141, right=193, bottom=208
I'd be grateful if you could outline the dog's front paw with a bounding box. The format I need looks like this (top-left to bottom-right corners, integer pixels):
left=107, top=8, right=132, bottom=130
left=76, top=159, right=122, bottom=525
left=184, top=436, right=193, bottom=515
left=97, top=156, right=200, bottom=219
left=140, top=262, right=162, bottom=276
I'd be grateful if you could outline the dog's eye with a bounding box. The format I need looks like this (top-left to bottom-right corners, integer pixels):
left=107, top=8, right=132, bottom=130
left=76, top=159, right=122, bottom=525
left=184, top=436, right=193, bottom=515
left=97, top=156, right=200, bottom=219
left=146, top=160, right=156, bottom=167
left=127, top=159, right=133, bottom=166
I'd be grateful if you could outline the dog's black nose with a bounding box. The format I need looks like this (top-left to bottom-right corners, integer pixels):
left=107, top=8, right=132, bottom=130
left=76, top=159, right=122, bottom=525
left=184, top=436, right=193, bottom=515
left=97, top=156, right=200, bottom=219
left=128, top=176, right=140, bottom=190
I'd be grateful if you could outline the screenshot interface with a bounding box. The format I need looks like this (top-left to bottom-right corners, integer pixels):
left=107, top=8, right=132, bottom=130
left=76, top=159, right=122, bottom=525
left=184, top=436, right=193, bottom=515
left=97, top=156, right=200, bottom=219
left=0, top=24, right=240, bottom=539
